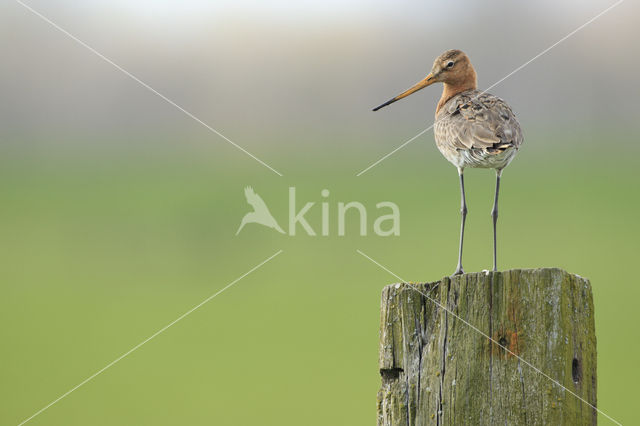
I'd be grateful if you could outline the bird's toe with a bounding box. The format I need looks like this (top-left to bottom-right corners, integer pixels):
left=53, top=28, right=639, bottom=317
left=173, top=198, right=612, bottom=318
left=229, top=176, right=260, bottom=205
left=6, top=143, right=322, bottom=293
left=451, top=268, right=464, bottom=277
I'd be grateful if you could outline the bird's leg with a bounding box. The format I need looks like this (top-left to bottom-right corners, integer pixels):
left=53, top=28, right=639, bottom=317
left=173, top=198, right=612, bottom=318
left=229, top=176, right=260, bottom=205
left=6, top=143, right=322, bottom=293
left=491, top=169, right=502, bottom=272
left=454, top=167, right=467, bottom=275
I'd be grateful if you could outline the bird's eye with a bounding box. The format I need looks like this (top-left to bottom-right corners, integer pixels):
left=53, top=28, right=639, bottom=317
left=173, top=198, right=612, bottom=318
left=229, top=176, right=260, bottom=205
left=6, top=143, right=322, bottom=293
left=447, top=61, right=455, bottom=68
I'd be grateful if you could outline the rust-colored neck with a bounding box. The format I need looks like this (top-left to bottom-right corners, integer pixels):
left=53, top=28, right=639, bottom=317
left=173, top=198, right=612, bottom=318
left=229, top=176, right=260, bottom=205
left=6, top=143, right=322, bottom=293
left=435, top=63, right=477, bottom=116
left=436, top=81, right=476, bottom=116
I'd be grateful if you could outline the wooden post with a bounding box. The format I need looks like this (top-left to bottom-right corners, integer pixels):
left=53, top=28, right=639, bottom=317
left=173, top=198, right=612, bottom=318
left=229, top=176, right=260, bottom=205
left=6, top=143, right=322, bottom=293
left=377, top=268, right=597, bottom=425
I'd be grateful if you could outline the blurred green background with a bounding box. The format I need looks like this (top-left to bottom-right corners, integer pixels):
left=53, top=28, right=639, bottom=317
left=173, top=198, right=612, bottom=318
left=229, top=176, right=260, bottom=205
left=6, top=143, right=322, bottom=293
left=1, top=1, right=639, bottom=425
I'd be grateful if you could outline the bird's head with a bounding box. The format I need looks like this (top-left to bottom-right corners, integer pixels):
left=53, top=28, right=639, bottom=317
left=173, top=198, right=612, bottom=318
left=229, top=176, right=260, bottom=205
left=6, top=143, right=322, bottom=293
left=372, top=49, right=477, bottom=111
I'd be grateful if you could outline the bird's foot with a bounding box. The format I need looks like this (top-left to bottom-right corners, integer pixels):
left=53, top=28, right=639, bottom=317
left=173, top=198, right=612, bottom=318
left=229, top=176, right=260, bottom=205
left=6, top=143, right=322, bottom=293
left=451, top=266, right=464, bottom=277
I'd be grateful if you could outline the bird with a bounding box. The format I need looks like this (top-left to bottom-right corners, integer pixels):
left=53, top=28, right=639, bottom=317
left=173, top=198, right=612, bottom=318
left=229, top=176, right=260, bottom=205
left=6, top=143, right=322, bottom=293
left=373, top=49, right=523, bottom=275
left=236, top=186, right=285, bottom=235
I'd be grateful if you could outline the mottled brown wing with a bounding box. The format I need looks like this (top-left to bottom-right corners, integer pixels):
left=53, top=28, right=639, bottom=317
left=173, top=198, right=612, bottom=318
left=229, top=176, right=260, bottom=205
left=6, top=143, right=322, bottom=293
left=436, top=90, right=523, bottom=153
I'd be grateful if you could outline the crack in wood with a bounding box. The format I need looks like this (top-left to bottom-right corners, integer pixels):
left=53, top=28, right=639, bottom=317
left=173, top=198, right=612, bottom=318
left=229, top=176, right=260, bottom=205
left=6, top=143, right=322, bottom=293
left=376, top=269, right=597, bottom=426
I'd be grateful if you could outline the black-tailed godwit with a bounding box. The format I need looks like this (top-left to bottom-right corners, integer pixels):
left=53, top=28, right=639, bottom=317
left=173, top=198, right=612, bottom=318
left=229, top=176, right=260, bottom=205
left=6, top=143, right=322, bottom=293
left=373, top=49, right=523, bottom=275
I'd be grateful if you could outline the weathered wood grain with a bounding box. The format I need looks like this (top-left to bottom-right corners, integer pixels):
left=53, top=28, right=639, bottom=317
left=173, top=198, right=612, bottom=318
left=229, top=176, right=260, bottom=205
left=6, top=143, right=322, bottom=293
left=377, top=268, right=596, bottom=425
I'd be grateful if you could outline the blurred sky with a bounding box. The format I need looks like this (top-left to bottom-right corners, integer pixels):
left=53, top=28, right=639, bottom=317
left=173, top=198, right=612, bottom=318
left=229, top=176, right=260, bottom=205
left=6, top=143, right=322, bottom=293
left=1, top=0, right=639, bottom=147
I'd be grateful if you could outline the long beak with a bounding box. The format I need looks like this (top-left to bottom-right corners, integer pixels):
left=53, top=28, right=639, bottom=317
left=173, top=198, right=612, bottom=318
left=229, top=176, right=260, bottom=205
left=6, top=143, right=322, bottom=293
left=372, top=73, right=436, bottom=111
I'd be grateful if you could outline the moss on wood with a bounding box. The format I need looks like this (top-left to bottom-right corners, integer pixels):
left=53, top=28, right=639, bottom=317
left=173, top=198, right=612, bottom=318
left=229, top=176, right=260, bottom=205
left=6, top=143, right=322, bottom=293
left=377, top=268, right=596, bottom=426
